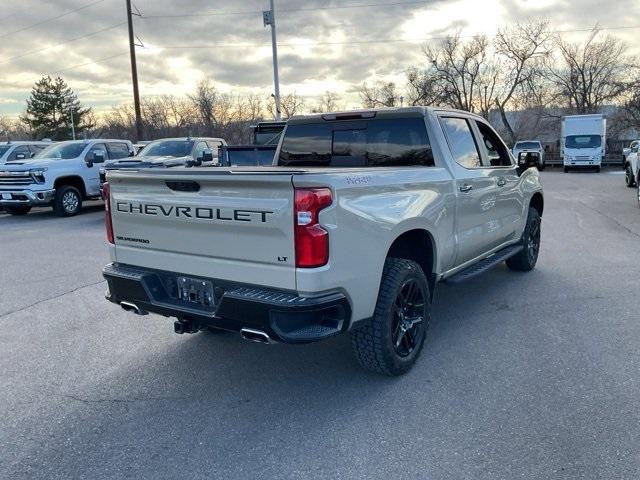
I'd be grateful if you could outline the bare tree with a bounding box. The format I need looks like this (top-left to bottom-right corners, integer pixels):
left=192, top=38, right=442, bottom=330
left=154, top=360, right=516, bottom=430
left=421, top=34, right=492, bottom=112
left=545, top=28, right=634, bottom=113
left=267, top=92, right=306, bottom=118
left=359, top=81, right=400, bottom=108
left=493, top=20, right=551, bottom=142
left=313, top=91, right=341, bottom=113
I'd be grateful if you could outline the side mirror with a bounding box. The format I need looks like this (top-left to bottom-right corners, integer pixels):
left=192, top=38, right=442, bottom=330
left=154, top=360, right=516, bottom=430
left=128, top=150, right=135, bottom=157
left=517, top=151, right=539, bottom=171
left=15, top=153, right=26, bottom=160
left=201, top=149, right=214, bottom=163
left=632, top=145, right=639, bottom=153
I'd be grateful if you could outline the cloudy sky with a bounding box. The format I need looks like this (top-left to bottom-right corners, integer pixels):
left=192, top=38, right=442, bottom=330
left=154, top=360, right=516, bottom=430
left=1, top=0, right=639, bottom=117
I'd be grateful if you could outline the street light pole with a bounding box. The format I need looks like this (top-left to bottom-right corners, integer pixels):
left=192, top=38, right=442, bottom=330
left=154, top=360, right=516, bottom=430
left=126, top=0, right=143, bottom=142
left=70, top=108, right=76, bottom=140
left=263, top=0, right=281, bottom=120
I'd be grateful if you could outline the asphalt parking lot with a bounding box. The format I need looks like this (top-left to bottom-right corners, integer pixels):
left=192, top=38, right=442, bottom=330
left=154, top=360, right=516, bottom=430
left=1, top=168, right=639, bottom=479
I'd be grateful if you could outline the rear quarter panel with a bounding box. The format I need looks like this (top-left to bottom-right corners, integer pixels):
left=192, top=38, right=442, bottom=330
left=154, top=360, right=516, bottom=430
left=293, top=167, right=456, bottom=323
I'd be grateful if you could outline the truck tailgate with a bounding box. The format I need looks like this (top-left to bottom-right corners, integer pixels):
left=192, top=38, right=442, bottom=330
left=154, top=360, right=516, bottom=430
left=108, top=169, right=296, bottom=290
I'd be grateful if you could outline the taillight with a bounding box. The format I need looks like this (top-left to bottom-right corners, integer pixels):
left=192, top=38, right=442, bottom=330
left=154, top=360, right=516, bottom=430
left=294, top=187, right=332, bottom=268
left=103, top=182, right=114, bottom=244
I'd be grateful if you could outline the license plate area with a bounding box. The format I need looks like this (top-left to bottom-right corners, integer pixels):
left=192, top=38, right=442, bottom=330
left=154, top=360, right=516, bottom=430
left=177, top=276, right=215, bottom=307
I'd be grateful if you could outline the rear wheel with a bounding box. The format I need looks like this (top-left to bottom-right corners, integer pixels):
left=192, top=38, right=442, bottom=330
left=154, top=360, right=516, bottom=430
left=625, top=165, right=636, bottom=187
left=53, top=185, right=82, bottom=217
left=350, top=258, right=430, bottom=376
left=5, top=206, right=31, bottom=216
left=506, top=207, right=541, bottom=272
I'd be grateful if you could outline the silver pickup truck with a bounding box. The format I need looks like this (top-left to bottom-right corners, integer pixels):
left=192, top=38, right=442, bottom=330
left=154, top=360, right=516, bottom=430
left=102, top=107, right=544, bottom=376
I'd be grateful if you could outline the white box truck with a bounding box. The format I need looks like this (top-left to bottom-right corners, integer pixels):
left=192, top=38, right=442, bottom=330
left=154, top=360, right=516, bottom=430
left=561, top=114, right=606, bottom=172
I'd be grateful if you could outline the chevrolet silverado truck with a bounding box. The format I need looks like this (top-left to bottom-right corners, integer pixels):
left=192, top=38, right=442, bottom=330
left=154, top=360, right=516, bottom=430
left=0, top=139, right=134, bottom=216
left=102, top=107, right=544, bottom=376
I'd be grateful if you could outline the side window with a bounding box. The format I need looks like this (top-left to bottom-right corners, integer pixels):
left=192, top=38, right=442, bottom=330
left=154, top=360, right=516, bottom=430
left=194, top=141, right=208, bottom=159
left=8, top=145, right=31, bottom=161
left=107, top=142, right=131, bottom=159
left=440, top=117, right=482, bottom=168
left=475, top=121, right=513, bottom=167
left=205, top=141, right=221, bottom=160
left=86, top=143, right=109, bottom=163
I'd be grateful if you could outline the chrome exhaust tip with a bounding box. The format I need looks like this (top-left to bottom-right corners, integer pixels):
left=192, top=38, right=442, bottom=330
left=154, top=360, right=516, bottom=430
left=240, top=328, right=272, bottom=344
left=120, top=301, right=148, bottom=316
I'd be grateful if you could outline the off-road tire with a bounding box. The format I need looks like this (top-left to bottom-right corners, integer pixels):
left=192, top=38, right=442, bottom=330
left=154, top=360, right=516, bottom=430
left=350, top=258, right=430, bottom=376
left=5, top=206, right=31, bottom=216
left=506, top=207, right=541, bottom=272
left=53, top=185, right=82, bottom=217
left=625, top=165, right=636, bottom=187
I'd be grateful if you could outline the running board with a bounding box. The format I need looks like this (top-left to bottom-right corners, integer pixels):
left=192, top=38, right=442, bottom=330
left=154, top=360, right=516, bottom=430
left=445, top=245, right=523, bottom=284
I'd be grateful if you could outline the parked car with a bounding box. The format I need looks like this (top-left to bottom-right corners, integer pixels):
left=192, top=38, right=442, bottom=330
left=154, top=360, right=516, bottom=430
left=561, top=114, right=606, bottom=173
left=219, top=144, right=277, bottom=167
left=102, top=107, right=544, bottom=376
left=622, top=140, right=639, bottom=168
left=99, top=137, right=227, bottom=187
left=0, top=141, right=52, bottom=165
left=0, top=139, right=134, bottom=216
left=625, top=143, right=639, bottom=188
left=512, top=140, right=545, bottom=170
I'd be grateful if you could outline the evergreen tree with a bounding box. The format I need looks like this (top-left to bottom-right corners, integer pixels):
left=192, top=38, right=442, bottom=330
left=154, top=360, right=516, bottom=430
left=22, top=76, right=93, bottom=140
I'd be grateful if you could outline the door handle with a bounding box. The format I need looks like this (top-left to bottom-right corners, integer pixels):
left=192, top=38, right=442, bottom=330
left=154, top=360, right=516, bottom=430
left=497, top=177, right=507, bottom=187
left=459, top=184, right=473, bottom=193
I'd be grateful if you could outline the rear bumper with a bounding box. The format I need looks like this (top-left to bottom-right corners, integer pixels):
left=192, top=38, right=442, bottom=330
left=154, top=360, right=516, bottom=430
left=0, top=189, right=55, bottom=206
left=103, top=263, right=351, bottom=344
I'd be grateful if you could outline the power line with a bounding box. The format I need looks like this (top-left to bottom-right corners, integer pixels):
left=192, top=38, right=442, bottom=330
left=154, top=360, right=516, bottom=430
left=0, top=0, right=108, bottom=39
left=137, top=24, right=640, bottom=51
left=0, top=22, right=126, bottom=65
left=140, top=0, right=429, bottom=19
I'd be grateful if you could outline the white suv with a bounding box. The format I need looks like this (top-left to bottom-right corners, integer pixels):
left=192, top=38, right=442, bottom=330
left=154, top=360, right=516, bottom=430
left=0, top=139, right=134, bottom=216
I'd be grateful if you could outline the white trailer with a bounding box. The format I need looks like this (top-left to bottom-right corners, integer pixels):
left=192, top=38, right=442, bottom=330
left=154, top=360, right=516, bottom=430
left=561, top=114, right=606, bottom=172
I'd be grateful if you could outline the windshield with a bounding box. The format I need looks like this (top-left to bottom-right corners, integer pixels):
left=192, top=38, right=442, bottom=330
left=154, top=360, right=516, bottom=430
left=0, top=145, right=11, bottom=157
left=515, top=141, right=540, bottom=149
left=143, top=140, right=193, bottom=157
left=34, top=142, right=86, bottom=159
left=566, top=135, right=601, bottom=149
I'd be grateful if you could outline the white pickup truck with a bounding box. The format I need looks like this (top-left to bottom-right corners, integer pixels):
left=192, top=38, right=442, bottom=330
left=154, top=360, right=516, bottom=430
left=102, top=107, right=544, bottom=376
left=0, top=139, right=134, bottom=216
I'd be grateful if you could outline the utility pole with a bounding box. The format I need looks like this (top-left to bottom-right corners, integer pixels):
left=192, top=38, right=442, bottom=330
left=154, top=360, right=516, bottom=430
left=70, top=108, right=76, bottom=140
left=263, top=0, right=281, bottom=120
left=126, top=0, right=143, bottom=142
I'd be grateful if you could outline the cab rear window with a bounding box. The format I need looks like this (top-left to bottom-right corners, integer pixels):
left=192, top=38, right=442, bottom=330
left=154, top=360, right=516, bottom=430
left=278, top=118, right=434, bottom=167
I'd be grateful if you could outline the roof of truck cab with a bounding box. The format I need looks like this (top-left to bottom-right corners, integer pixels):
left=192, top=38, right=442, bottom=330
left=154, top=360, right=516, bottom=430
left=287, top=106, right=485, bottom=124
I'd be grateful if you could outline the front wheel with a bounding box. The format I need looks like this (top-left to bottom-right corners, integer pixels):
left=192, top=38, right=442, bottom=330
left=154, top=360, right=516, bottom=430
left=53, top=185, right=82, bottom=217
left=350, top=258, right=430, bottom=376
left=595, top=166, right=601, bottom=173
left=5, top=206, right=31, bottom=216
left=506, top=207, right=541, bottom=272
left=563, top=166, right=569, bottom=173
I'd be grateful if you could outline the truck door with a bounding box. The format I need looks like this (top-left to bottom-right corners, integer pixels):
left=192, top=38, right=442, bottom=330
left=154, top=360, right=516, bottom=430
left=439, top=115, right=503, bottom=266
left=472, top=120, right=522, bottom=245
left=84, top=143, right=109, bottom=195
